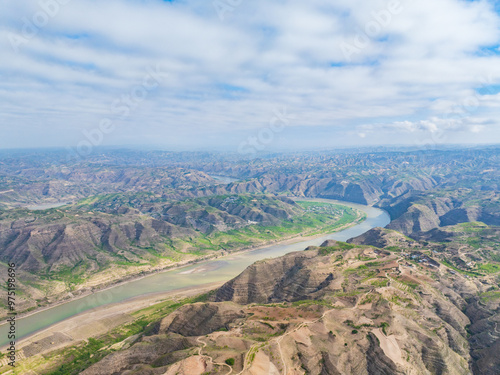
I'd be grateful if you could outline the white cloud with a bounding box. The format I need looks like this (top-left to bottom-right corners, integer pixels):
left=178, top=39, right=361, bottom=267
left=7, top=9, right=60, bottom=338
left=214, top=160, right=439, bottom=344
left=0, top=0, right=500, bottom=150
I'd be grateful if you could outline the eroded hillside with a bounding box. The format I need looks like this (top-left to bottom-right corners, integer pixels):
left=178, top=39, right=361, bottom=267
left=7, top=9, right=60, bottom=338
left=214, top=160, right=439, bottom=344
left=62, top=225, right=500, bottom=375
left=0, top=196, right=361, bottom=316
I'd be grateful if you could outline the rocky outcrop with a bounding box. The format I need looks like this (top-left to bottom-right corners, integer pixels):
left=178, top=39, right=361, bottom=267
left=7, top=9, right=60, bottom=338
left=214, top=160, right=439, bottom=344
left=347, top=227, right=415, bottom=248
left=214, top=250, right=336, bottom=304
left=0, top=217, right=193, bottom=274
left=381, top=192, right=500, bottom=236
left=465, top=297, right=500, bottom=375
left=82, top=336, right=194, bottom=375
left=156, top=302, right=246, bottom=337
left=387, top=203, right=442, bottom=235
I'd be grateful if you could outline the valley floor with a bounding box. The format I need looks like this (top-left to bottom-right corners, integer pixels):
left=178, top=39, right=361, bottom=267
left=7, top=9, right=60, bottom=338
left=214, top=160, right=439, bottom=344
left=0, top=282, right=224, bottom=369
left=0, top=203, right=370, bottom=362
left=0, top=200, right=366, bottom=322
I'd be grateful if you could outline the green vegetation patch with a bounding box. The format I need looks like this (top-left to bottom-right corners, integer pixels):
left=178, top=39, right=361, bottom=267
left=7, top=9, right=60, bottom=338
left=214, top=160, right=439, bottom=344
left=27, top=292, right=216, bottom=375
left=380, top=322, right=390, bottom=335
left=480, top=290, right=500, bottom=303
left=45, top=338, right=107, bottom=375
left=291, top=299, right=335, bottom=308
left=318, top=242, right=356, bottom=255
left=184, top=203, right=363, bottom=255
left=453, top=222, right=488, bottom=233
left=395, top=278, right=419, bottom=290
left=477, top=263, right=500, bottom=274
left=371, top=279, right=389, bottom=287
left=441, top=258, right=482, bottom=277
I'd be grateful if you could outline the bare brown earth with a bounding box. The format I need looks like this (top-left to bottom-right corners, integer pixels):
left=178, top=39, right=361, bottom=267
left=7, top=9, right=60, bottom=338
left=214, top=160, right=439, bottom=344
left=0, top=196, right=363, bottom=321
left=0, top=209, right=363, bottom=332
left=79, top=240, right=478, bottom=374
left=3, top=224, right=500, bottom=374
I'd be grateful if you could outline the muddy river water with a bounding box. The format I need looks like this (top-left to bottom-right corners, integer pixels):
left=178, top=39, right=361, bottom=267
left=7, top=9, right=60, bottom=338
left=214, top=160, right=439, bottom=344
left=0, top=198, right=390, bottom=346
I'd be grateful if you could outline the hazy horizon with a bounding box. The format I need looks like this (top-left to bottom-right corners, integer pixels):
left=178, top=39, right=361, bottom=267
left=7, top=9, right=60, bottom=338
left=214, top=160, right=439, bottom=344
left=0, top=142, right=499, bottom=158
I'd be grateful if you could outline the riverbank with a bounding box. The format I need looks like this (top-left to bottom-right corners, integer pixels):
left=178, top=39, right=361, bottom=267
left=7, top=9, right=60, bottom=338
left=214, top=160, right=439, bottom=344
left=2, top=216, right=365, bottom=354
left=0, top=283, right=224, bottom=359
left=0, top=202, right=365, bottom=324
left=0, top=199, right=389, bottom=349
left=0, top=213, right=361, bottom=356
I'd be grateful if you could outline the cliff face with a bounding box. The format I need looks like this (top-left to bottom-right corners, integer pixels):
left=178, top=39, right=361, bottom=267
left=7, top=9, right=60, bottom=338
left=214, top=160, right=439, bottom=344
left=180, top=177, right=385, bottom=205
left=157, top=302, right=246, bottom=337
left=213, top=250, right=333, bottom=304
left=387, top=203, right=443, bottom=234
left=347, top=227, right=415, bottom=248
left=0, top=217, right=192, bottom=274
left=215, top=174, right=437, bottom=206
left=383, top=193, right=500, bottom=236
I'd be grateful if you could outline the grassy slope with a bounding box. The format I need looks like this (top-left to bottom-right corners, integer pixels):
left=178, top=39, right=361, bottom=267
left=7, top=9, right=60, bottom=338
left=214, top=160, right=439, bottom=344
left=0, top=200, right=365, bottom=318
left=54, top=201, right=363, bottom=284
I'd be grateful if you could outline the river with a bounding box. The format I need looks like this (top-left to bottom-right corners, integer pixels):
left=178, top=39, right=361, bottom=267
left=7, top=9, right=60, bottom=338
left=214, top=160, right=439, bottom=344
left=26, top=202, right=71, bottom=210
left=209, top=175, right=240, bottom=184
left=0, top=199, right=390, bottom=346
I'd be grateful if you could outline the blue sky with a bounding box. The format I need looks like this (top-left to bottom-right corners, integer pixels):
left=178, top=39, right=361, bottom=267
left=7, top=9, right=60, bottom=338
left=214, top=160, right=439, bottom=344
left=1, top=0, right=500, bottom=152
